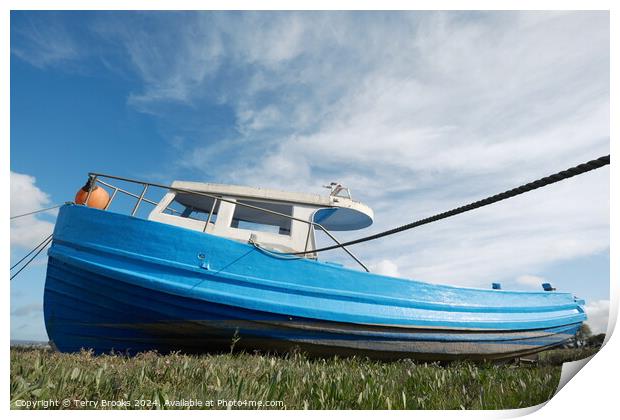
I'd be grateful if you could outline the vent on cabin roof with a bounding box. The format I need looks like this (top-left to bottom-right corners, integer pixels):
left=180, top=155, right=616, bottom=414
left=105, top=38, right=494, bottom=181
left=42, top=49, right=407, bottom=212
left=323, top=182, right=352, bottom=199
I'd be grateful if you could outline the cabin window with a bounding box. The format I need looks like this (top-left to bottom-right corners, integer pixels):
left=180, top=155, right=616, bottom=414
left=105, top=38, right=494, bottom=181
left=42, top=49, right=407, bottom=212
left=230, top=200, right=293, bottom=236
left=164, top=193, right=220, bottom=224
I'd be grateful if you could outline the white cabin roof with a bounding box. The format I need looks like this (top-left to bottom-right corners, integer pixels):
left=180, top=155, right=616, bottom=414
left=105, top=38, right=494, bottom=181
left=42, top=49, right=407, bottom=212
left=170, top=180, right=374, bottom=231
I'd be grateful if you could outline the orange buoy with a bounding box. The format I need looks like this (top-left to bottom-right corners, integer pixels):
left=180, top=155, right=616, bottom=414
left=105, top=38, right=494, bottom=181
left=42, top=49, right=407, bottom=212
left=75, top=178, right=110, bottom=210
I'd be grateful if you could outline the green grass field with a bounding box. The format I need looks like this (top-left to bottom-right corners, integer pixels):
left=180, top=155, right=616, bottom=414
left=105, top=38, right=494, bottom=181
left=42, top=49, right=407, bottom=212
left=10, top=347, right=599, bottom=410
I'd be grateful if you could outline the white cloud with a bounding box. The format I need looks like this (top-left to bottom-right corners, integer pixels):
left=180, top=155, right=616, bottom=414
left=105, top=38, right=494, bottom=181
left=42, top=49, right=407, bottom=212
left=516, top=275, right=546, bottom=289
left=354, top=168, right=609, bottom=288
left=584, top=300, right=609, bottom=335
left=89, top=13, right=225, bottom=109
left=11, top=14, right=80, bottom=69
left=371, top=259, right=401, bottom=278
left=237, top=105, right=283, bottom=133
left=10, top=172, right=55, bottom=250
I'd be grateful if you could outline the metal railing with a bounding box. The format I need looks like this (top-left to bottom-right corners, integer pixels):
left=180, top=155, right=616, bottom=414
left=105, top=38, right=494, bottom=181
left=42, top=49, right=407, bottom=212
left=84, top=172, right=369, bottom=272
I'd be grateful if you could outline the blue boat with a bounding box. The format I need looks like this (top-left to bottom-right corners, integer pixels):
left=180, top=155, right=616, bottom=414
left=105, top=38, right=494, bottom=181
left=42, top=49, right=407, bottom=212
left=43, top=174, right=586, bottom=360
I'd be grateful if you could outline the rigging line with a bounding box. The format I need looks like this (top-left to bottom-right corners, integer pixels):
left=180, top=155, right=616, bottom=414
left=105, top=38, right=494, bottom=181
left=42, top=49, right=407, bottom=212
left=10, top=204, right=63, bottom=220
left=10, top=233, right=53, bottom=271
left=10, top=235, right=53, bottom=281
left=292, top=154, right=610, bottom=256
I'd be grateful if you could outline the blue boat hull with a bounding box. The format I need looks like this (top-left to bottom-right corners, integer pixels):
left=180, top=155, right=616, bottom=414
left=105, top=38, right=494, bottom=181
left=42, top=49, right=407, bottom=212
left=44, top=205, right=585, bottom=360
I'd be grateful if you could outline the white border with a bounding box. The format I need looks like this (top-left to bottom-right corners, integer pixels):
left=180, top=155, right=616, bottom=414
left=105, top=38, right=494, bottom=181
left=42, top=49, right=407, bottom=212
left=4, top=1, right=616, bottom=419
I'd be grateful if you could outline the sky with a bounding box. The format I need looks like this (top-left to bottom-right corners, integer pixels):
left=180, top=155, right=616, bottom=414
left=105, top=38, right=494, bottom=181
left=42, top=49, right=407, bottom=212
left=9, top=11, right=610, bottom=340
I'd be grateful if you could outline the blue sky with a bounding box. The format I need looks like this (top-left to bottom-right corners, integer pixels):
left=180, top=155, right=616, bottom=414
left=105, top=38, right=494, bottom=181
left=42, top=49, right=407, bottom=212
left=10, top=11, right=610, bottom=340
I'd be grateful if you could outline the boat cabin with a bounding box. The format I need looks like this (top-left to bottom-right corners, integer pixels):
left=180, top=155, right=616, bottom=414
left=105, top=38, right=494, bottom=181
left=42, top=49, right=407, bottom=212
left=148, top=181, right=374, bottom=255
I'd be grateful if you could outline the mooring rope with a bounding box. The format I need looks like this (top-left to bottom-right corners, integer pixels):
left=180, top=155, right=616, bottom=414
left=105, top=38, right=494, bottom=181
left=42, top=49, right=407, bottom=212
left=10, top=201, right=64, bottom=280
left=10, top=233, right=53, bottom=271
left=10, top=234, right=54, bottom=281
left=293, top=155, right=610, bottom=255
left=10, top=204, right=63, bottom=220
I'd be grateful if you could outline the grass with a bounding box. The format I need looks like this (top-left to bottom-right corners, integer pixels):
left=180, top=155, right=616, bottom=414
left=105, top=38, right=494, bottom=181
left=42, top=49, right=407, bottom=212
left=537, top=348, right=599, bottom=365
left=10, top=347, right=599, bottom=410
